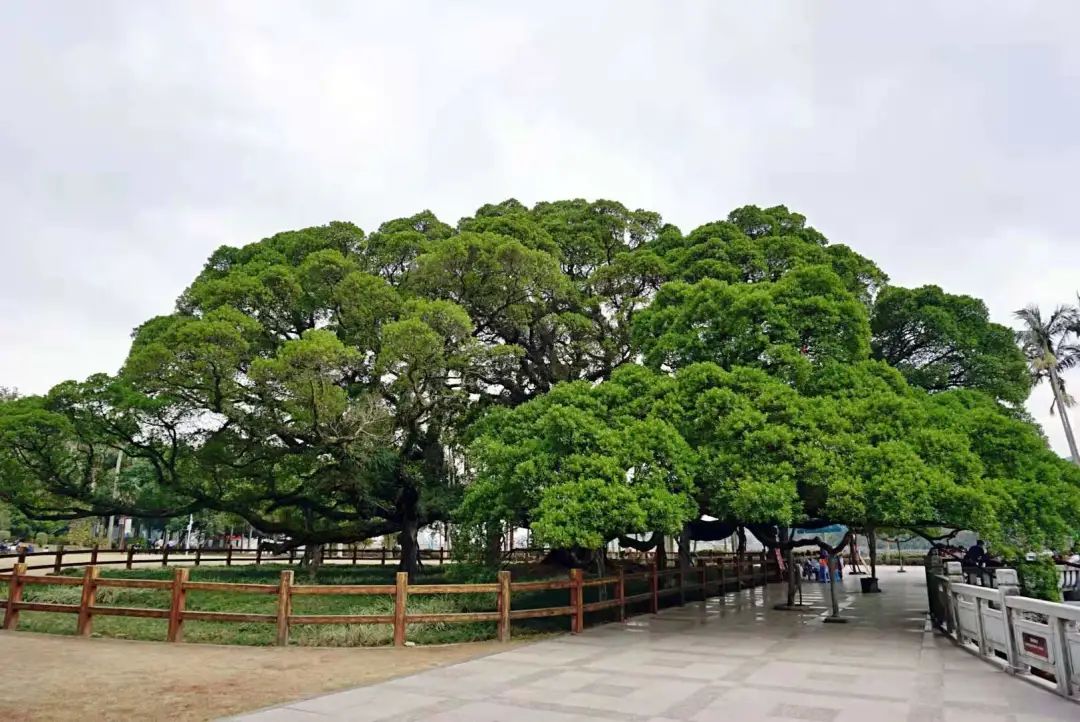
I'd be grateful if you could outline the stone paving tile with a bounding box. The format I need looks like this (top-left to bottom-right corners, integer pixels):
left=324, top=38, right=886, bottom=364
left=286, top=687, right=450, bottom=719
left=413, top=700, right=615, bottom=722
left=228, top=569, right=1080, bottom=722
left=500, top=673, right=709, bottom=718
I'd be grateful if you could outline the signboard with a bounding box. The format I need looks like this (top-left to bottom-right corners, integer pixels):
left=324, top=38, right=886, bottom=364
left=1022, top=632, right=1049, bottom=659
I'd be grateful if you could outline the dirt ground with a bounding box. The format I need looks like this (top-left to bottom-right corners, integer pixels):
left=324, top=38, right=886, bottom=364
left=0, top=631, right=520, bottom=721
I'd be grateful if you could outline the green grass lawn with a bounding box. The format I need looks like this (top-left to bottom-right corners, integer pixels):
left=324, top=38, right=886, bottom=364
left=0, top=562, right=654, bottom=647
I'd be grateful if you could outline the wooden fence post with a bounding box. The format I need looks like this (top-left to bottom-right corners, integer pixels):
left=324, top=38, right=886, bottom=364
left=572, top=568, right=584, bottom=634
left=276, top=570, right=293, bottom=646
left=255, top=544, right=263, bottom=566
left=126, top=546, right=135, bottom=570
left=17, top=547, right=26, bottom=565
left=226, top=547, right=233, bottom=567
left=166, top=567, right=189, bottom=642
left=393, top=571, right=408, bottom=647
left=76, top=565, right=100, bottom=636
left=650, top=557, right=659, bottom=613
left=497, top=570, right=511, bottom=642
left=3, top=563, right=26, bottom=630
left=54, top=545, right=64, bottom=575
left=617, top=568, right=626, bottom=622
left=89, top=544, right=98, bottom=567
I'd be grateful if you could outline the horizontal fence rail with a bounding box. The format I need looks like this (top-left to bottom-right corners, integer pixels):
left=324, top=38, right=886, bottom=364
left=0, top=544, right=463, bottom=573
left=0, top=553, right=780, bottom=647
left=927, top=561, right=1080, bottom=703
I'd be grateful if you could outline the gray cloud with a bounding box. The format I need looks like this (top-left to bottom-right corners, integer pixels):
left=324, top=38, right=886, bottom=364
left=2, top=1, right=1078, bottom=454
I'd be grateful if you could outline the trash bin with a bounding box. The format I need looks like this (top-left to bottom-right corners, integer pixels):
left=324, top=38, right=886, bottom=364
left=860, top=577, right=880, bottom=593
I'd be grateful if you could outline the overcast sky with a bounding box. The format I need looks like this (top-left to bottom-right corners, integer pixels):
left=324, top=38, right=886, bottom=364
left=2, top=2, right=1079, bottom=455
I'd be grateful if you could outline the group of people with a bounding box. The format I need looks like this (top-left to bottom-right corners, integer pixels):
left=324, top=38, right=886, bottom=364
left=801, top=551, right=844, bottom=583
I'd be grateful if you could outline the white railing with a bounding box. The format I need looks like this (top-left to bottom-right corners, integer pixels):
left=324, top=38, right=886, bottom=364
left=928, top=565, right=1080, bottom=702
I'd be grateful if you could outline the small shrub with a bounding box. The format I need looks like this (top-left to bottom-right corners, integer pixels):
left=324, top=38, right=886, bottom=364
left=65, top=520, right=99, bottom=547
left=1018, top=557, right=1062, bottom=602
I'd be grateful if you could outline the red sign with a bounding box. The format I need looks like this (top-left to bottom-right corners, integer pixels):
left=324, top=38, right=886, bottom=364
left=1022, top=632, right=1049, bottom=659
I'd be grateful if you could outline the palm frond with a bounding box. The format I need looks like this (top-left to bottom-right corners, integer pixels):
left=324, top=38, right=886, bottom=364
left=1047, top=304, right=1080, bottom=337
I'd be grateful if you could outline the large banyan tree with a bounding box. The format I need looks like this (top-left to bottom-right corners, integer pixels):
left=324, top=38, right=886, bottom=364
left=2, top=201, right=1075, bottom=579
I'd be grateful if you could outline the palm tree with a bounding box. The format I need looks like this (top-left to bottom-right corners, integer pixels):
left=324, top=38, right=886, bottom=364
left=1015, top=304, right=1080, bottom=466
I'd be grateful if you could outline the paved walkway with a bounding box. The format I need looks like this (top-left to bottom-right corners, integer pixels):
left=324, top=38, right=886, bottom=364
left=229, top=568, right=1078, bottom=722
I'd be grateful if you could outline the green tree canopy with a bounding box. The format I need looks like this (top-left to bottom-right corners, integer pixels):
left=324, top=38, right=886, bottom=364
left=2, top=200, right=1075, bottom=572
left=460, top=360, right=1079, bottom=554
left=871, top=285, right=1030, bottom=405
left=634, top=265, right=871, bottom=372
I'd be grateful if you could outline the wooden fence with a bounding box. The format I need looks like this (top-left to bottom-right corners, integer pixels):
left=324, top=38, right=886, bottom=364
left=0, top=553, right=779, bottom=647
left=0, top=544, right=462, bottom=573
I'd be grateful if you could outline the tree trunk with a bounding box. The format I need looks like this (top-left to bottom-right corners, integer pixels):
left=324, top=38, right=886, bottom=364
left=596, top=550, right=607, bottom=601
left=655, top=533, right=667, bottom=574
left=398, top=517, right=420, bottom=581
left=678, top=525, right=691, bottom=595
left=1049, top=365, right=1080, bottom=466
left=867, top=527, right=878, bottom=580
left=483, top=526, right=502, bottom=567
left=300, top=543, right=323, bottom=580
left=780, top=528, right=797, bottom=607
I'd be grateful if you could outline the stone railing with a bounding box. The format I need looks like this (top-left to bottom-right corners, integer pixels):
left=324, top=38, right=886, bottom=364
left=928, top=561, right=1080, bottom=702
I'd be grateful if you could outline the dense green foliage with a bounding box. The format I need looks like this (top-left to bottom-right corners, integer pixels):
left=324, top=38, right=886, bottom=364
left=2, top=199, right=1078, bottom=568
left=1017, top=556, right=1063, bottom=602
left=460, top=358, right=1080, bottom=554
left=871, top=285, right=1030, bottom=405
